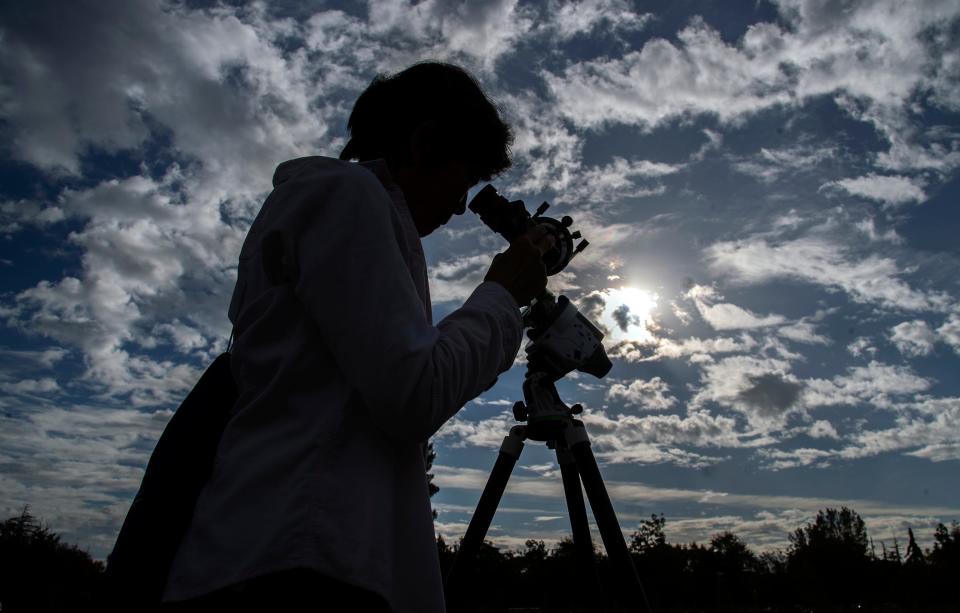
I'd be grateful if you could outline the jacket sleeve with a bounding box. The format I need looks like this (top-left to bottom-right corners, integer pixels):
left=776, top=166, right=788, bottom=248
left=282, top=165, right=523, bottom=443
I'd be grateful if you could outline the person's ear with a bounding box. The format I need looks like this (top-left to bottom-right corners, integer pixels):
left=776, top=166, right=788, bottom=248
left=409, top=120, right=445, bottom=166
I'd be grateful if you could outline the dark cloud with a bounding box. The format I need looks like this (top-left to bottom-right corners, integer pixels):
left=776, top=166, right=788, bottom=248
left=611, top=303, right=637, bottom=332
left=737, top=373, right=803, bottom=417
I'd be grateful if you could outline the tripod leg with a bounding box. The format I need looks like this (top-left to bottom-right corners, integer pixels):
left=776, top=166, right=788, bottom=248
left=566, top=422, right=652, bottom=613
left=445, top=426, right=525, bottom=609
left=557, top=446, right=605, bottom=604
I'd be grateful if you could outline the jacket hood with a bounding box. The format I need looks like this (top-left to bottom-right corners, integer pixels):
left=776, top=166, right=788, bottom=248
left=272, top=156, right=326, bottom=187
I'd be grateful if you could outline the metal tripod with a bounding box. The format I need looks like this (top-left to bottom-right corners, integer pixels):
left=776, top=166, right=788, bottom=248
left=444, top=374, right=652, bottom=613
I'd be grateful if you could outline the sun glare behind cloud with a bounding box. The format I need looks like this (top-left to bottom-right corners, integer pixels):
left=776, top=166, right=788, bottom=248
left=597, top=286, right=658, bottom=344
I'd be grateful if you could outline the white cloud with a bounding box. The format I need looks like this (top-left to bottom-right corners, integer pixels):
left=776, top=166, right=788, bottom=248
left=890, top=320, right=937, bottom=357
left=0, top=378, right=60, bottom=395
left=434, top=409, right=517, bottom=449
left=0, top=396, right=173, bottom=558
left=613, top=333, right=758, bottom=364
left=854, top=216, right=903, bottom=244
left=7, top=172, right=235, bottom=404
left=697, top=302, right=787, bottom=331
left=822, top=173, right=927, bottom=207
left=690, top=355, right=802, bottom=428
left=808, top=419, right=839, bottom=440
left=428, top=253, right=493, bottom=304
left=777, top=321, right=830, bottom=345
left=366, top=0, right=535, bottom=71
left=731, top=144, right=836, bottom=183
left=683, top=284, right=786, bottom=331
left=803, top=361, right=932, bottom=409
left=581, top=409, right=740, bottom=467
left=937, top=313, right=960, bottom=354
left=545, top=0, right=960, bottom=178
left=546, top=0, right=652, bottom=40
left=606, top=376, right=677, bottom=411
left=544, top=18, right=794, bottom=129
left=706, top=235, right=952, bottom=312
left=847, top=336, right=877, bottom=358
left=553, top=157, right=681, bottom=206
left=839, top=397, right=960, bottom=462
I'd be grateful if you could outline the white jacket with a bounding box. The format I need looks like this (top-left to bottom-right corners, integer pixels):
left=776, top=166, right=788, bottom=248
left=163, top=157, right=523, bottom=612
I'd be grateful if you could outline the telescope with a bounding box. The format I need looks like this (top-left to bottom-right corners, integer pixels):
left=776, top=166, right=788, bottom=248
left=445, top=186, right=652, bottom=612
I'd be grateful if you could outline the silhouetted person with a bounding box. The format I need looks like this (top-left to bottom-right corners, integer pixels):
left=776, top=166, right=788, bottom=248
left=160, top=62, right=552, bottom=612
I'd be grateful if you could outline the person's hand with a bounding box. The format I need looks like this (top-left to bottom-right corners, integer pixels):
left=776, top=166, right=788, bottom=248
left=484, top=225, right=556, bottom=307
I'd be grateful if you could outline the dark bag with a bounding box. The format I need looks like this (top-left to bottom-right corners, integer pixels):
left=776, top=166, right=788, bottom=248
left=104, top=351, right=238, bottom=609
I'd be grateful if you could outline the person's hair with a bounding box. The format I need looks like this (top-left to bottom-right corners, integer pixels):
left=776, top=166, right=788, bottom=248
left=339, top=62, right=512, bottom=180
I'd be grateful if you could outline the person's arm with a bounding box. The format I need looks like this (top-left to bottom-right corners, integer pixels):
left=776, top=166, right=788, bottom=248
left=283, top=165, right=523, bottom=443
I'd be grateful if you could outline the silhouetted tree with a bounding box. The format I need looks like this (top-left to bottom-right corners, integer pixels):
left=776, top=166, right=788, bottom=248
left=929, top=521, right=960, bottom=571
left=709, top=530, right=758, bottom=573
left=628, top=513, right=666, bottom=554
left=424, top=440, right=440, bottom=519
left=0, top=508, right=104, bottom=613
left=904, top=527, right=925, bottom=566
left=787, top=506, right=870, bottom=606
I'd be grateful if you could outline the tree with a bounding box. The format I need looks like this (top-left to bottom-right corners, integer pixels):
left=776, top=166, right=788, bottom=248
left=787, top=507, right=870, bottom=605
left=710, top=531, right=758, bottom=573
left=789, top=506, right=868, bottom=558
left=904, top=527, right=925, bottom=566
left=929, top=521, right=960, bottom=569
left=0, top=508, right=104, bottom=613
left=629, top=513, right=666, bottom=555
left=424, top=440, right=440, bottom=519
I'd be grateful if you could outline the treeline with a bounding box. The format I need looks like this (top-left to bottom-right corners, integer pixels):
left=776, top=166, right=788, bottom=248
left=437, top=508, right=960, bottom=612
left=1, top=507, right=959, bottom=612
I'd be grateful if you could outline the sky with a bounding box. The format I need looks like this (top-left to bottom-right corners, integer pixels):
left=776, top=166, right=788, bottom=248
left=1, top=0, right=959, bottom=561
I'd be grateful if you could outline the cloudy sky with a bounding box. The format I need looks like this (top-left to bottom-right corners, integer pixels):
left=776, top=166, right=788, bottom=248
left=1, top=0, right=959, bottom=560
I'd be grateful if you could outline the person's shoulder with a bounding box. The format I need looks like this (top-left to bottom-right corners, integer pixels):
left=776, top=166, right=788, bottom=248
left=271, top=156, right=382, bottom=194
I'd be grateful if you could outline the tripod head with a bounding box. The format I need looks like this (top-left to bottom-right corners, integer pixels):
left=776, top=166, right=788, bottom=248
left=468, top=186, right=612, bottom=441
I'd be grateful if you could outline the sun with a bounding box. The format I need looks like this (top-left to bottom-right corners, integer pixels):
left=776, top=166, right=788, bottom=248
left=597, top=286, right=658, bottom=343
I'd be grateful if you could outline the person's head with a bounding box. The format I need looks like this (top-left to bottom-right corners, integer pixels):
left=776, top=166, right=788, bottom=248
left=340, top=62, right=513, bottom=236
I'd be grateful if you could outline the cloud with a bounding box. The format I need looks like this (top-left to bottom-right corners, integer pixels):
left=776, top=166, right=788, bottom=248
left=606, top=376, right=677, bottom=411
left=613, top=333, right=758, bottom=364
left=545, top=0, right=652, bottom=40
left=822, top=173, right=927, bottom=207
left=581, top=409, right=740, bottom=467
left=731, top=144, right=837, bottom=184
left=553, top=157, right=680, bottom=206
left=802, top=361, right=931, bottom=409
left=777, top=321, right=830, bottom=345
left=737, top=373, right=803, bottom=418
left=544, top=0, right=960, bottom=183
left=6, top=172, right=236, bottom=404
left=890, top=320, right=937, bottom=357
left=936, top=313, right=960, bottom=355
left=689, top=354, right=801, bottom=428
left=706, top=235, right=952, bottom=312
left=847, top=336, right=877, bottom=358
left=428, top=253, right=494, bottom=304
left=808, top=419, right=839, bottom=440
left=366, top=0, right=534, bottom=71
left=0, top=394, right=173, bottom=558
left=838, top=397, right=960, bottom=463
left=682, top=284, right=786, bottom=331
left=434, top=409, right=518, bottom=449
left=854, top=216, right=903, bottom=244
left=433, top=464, right=960, bottom=550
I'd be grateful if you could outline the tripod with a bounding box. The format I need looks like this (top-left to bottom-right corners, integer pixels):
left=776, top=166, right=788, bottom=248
left=444, top=371, right=652, bottom=613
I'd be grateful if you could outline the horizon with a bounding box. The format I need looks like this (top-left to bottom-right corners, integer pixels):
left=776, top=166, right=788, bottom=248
left=1, top=0, right=959, bottom=562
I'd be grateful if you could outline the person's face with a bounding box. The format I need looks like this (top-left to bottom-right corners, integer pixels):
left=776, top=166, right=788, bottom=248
left=394, top=157, right=479, bottom=237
